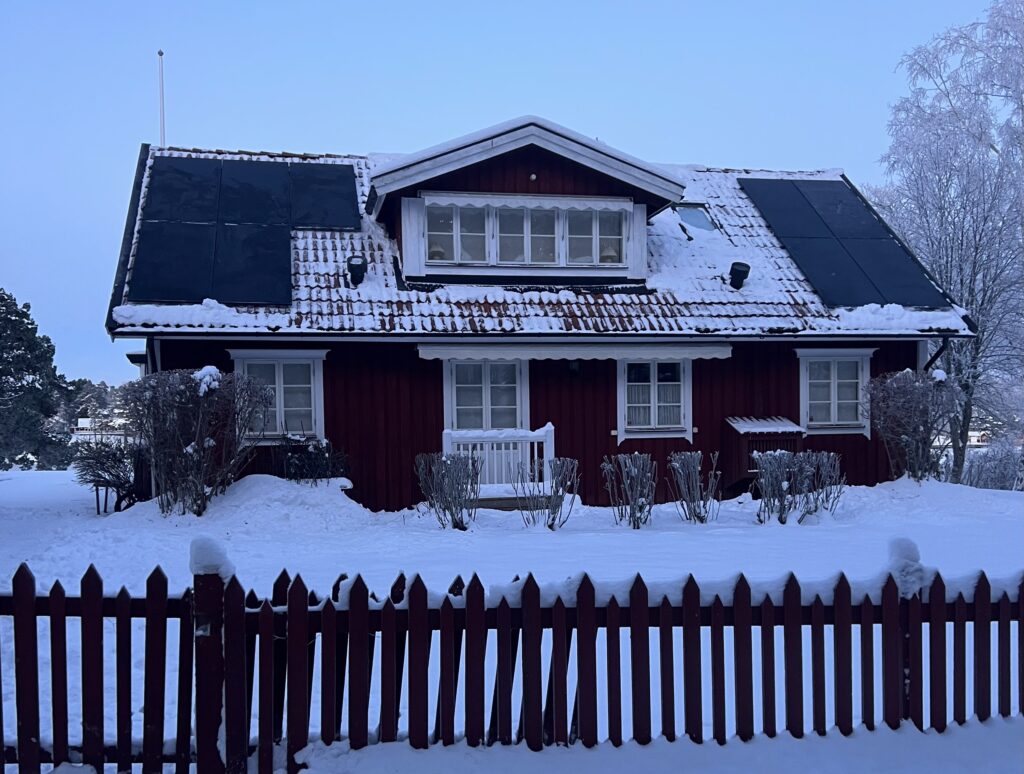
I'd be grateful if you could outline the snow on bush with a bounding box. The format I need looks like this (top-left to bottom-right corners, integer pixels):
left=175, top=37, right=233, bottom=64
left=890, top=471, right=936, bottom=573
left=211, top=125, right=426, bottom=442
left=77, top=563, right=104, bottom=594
left=510, top=456, right=579, bottom=530
left=414, top=452, right=480, bottom=530
left=72, top=440, right=142, bottom=512
left=753, top=450, right=846, bottom=525
left=667, top=450, right=721, bottom=524
left=281, top=436, right=349, bottom=487
left=958, top=438, right=1024, bottom=492
left=121, top=369, right=272, bottom=516
left=601, top=453, right=656, bottom=529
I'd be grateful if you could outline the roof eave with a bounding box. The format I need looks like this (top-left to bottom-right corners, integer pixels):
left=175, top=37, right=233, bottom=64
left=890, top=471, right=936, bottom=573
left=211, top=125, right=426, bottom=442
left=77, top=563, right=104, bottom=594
left=105, top=143, right=150, bottom=336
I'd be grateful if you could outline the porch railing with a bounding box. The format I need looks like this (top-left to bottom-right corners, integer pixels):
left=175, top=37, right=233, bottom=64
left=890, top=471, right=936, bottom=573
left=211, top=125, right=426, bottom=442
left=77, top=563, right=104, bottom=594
left=441, top=423, right=555, bottom=486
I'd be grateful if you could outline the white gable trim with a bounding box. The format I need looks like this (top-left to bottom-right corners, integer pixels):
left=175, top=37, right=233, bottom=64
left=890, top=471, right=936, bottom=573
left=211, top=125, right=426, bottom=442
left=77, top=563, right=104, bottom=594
left=371, top=123, right=684, bottom=216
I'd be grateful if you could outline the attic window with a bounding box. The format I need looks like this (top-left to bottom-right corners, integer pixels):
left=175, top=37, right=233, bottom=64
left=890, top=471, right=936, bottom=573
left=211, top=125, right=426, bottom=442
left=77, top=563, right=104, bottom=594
left=675, top=204, right=715, bottom=238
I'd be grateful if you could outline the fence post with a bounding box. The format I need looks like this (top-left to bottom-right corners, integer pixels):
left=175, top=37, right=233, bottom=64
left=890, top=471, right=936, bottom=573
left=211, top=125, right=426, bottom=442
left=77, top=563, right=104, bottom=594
left=194, top=569, right=227, bottom=774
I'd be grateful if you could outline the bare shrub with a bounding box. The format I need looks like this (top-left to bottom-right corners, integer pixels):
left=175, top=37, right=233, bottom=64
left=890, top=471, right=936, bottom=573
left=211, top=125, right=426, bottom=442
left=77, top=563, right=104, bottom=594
left=281, top=436, right=349, bottom=486
left=754, top=450, right=846, bottom=524
left=121, top=367, right=272, bottom=516
left=511, top=457, right=580, bottom=530
left=667, top=451, right=721, bottom=524
left=72, top=441, right=142, bottom=512
left=866, top=369, right=961, bottom=481
left=753, top=450, right=799, bottom=524
left=959, top=439, right=1024, bottom=491
left=414, top=452, right=480, bottom=530
left=601, top=452, right=656, bottom=529
left=794, top=450, right=846, bottom=517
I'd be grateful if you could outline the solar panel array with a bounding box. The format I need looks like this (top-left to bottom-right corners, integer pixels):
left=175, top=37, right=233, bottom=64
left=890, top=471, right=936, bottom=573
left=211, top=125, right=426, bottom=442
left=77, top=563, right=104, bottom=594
left=737, top=178, right=947, bottom=308
left=127, top=156, right=360, bottom=305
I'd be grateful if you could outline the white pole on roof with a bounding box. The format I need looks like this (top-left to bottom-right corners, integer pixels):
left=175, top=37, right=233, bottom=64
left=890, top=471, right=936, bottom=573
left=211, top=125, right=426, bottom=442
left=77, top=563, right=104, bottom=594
left=157, top=50, right=166, bottom=147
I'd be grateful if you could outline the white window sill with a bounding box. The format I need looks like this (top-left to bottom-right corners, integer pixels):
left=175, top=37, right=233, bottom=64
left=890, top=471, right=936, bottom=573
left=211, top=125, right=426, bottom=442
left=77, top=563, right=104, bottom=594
left=804, top=425, right=869, bottom=438
left=619, top=427, right=693, bottom=443
left=246, top=434, right=323, bottom=446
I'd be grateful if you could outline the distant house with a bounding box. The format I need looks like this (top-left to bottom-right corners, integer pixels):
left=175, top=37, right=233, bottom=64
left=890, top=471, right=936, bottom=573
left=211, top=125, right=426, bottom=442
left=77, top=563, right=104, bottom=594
left=105, top=117, right=972, bottom=510
left=70, top=417, right=133, bottom=445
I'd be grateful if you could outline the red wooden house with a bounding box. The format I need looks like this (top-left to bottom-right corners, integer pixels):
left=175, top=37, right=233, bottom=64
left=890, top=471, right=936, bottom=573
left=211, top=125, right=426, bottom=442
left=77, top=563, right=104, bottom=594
left=106, top=117, right=972, bottom=510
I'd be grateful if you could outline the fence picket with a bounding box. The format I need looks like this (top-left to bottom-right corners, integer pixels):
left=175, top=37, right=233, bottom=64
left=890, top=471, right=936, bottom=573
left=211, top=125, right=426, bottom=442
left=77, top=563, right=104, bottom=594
left=245, top=588, right=260, bottom=740
left=81, top=565, right=104, bottom=772
left=115, top=587, right=132, bottom=772
left=258, top=601, right=274, bottom=774
left=286, top=577, right=309, bottom=772
left=349, top=575, right=370, bottom=750
left=997, top=593, right=1010, bottom=718
left=48, top=581, right=69, bottom=767
left=629, top=575, right=651, bottom=745
left=783, top=575, right=803, bottom=738
left=575, top=575, right=598, bottom=748
left=142, top=569, right=168, bottom=772
left=378, top=599, right=397, bottom=743
left=464, top=575, right=486, bottom=747
left=439, top=597, right=457, bottom=746
left=928, top=574, right=947, bottom=732
left=491, top=597, right=514, bottom=745
left=760, top=595, right=776, bottom=738
left=860, top=594, right=874, bottom=731
left=683, top=577, right=702, bottom=743
left=881, top=576, right=901, bottom=730
left=321, top=598, right=338, bottom=744
left=907, top=593, right=923, bottom=730
left=550, top=597, right=569, bottom=746
left=224, top=578, right=248, bottom=773
left=711, top=596, right=726, bottom=745
left=731, top=578, right=752, bottom=742
left=174, top=588, right=194, bottom=774
left=435, top=577, right=465, bottom=745
left=13, top=564, right=40, bottom=774
left=833, top=576, right=852, bottom=736
left=272, top=570, right=290, bottom=743
left=953, top=593, right=967, bottom=725
left=606, top=596, right=622, bottom=747
left=811, top=596, right=825, bottom=736
left=333, top=577, right=349, bottom=742
left=658, top=596, right=677, bottom=742
left=522, top=575, right=543, bottom=751
left=974, top=573, right=991, bottom=722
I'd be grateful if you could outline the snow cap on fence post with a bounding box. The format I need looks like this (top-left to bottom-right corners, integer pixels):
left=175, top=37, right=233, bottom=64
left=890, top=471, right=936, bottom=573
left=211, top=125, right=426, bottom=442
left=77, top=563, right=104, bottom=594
left=190, top=536, right=235, bottom=581
left=888, top=537, right=924, bottom=598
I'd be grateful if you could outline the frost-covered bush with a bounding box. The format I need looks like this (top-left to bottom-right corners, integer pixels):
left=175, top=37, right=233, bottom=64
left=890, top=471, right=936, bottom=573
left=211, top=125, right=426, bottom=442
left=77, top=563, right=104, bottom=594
left=121, top=367, right=272, bottom=516
left=753, top=449, right=846, bottom=524
left=958, top=439, right=1024, bottom=491
left=72, top=440, right=141, bottom=512
left=281, top=436, right=349, bottom=486
left=667, top=450, right=721, bottom=524
left=866, top=369, right=960, bottom=481
left=13, top=451, right=36, bottom=470
left=602, top=452, right=656, bottom=529
left=414, top=452, right=480, bottom=530
left=511, top=456, right=579, bottom=530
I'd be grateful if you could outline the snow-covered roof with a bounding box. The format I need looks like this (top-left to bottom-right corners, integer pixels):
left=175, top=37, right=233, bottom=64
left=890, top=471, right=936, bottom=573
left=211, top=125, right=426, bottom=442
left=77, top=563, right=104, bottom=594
left=726, top=416, right=806, bottom=435
left=108, top=142, right=972, bottom=339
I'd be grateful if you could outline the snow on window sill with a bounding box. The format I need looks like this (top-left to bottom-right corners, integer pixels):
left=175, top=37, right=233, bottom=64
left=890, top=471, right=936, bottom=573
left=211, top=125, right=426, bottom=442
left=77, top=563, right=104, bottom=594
left=619, top=427, right=693, bottom=444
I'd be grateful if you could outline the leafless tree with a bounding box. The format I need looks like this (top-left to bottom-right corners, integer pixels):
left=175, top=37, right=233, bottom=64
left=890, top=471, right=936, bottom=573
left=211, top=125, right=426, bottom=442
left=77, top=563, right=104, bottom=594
left=414, top=452, right=480, bottom=530
left=666, top=451, right=721, bottom=524
left=601, top=452, right=657, bottom=529
left=510, top=457, right=580, bottom=530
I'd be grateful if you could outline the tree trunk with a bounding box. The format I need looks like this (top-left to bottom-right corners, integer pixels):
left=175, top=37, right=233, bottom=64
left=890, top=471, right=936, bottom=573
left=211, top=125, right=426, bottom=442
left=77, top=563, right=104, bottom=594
left=948, top=396, right=974, bottom=484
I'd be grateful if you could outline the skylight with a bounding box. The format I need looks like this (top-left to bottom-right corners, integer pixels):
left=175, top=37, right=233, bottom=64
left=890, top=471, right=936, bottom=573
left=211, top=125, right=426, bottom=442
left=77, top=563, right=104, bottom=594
left=675, top=204, right=716, bottom=238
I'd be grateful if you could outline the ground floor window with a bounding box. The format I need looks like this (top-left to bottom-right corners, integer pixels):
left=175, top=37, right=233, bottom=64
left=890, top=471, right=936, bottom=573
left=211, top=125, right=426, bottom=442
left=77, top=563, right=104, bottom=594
left=446, top=359, right=527, bottom=430
left=796, top=348, right=874, bottom=436
left=228, top=349, right=327, bottom=438
left=616, top=359, right=692, bottom=441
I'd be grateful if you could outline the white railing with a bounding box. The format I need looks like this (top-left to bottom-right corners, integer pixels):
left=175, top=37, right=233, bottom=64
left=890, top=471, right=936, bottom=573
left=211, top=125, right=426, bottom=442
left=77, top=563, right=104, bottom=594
left=441, top=422, right=555, bottom=486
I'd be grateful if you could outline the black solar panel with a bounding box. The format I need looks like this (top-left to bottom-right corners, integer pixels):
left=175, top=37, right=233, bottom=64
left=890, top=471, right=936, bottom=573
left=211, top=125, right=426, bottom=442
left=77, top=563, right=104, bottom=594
left=290, top=163, right=361, bottom=230
left=219, top=160, right=291, bottom=225
left=738, top=177, right=948, bottom=309
left=126, top=221, right=216, bottom=302
left=211, top=224, right=292, bottom=305
left=143, top=157, right=221, bottom=223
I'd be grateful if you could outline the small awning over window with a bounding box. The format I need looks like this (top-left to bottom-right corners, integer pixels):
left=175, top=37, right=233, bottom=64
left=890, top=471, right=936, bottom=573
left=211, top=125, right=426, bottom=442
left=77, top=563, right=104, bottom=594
left=417, top=343, right=732, bottom=361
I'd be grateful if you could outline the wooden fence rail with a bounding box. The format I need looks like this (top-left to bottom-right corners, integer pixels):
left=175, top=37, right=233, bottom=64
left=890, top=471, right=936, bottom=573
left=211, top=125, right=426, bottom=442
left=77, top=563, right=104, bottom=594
left=0, top=566, right=1022, bottom=772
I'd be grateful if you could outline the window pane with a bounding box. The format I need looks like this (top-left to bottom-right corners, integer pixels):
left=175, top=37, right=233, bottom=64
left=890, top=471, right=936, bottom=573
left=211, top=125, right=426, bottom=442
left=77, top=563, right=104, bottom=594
left=657, top=405, right=682, bottom=427
left=498, top=209, right=524, bottom=234
left=626, top=383, right=651, bottom=406
left=489, top=363, right=517, bottom=385
left=456, top=407, right=484, bottom=429
left=245, top=363, right=276, bottom=385
left=498, top=236, right=526, bottom=263
left=657, top=383, right=681, bottom=407
left=426, top=205, right=454, bottom=234
left=568, top=238, right=593, bottom=264
left=284, top=409, right=314, bottom=433
left=809, top=382, right=831, bottom=402
left=489, top=385, right=517, bottom=408
left=460, top=234, right=486, bottom=262
left=837, top=402, right=860, bottom=422
left=455, top=363, right=483, bottom=385
left=627, top=405, right=651, bottom=427
left=599, top=211, right=623, bottom=236
left=837, top=360, right=859, bottom=380
left=250, top=407, right=277, bottom=434
left=567, top=211, right=592, bottom=236
left=808, top=402, right=832, bottom=424
left=283, top=386, right=311, bottom=409
left=808, top=361, right=831, bottom=381
left=282, top=362, right=311, bottom=385
left=459, top=207, right=485, bottom=234
left=531, top=210, right=555, bottom=235
left=626, top=363, right=651, bottom=383
left=427, top=233, right=454, bottom=262
left=656, top=362, right=680, bottom=383
left=455, top=385, right=483, bottom=407
left=837, top=382, right=859, bottom=401
left=490, top=407, right=517, bottom=429
left=530, top=235, right=556, bottom=263
left=598, top=236, right=622, bottom=264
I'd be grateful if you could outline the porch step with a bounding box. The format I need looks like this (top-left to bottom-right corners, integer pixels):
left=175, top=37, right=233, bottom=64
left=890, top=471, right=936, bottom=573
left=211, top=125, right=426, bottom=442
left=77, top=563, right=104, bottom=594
left=473, top=496, right=522, bottom=511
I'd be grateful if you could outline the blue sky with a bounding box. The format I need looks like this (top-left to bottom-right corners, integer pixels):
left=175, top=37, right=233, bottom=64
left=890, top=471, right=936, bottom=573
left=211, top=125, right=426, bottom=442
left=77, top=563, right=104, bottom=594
left=0, top=0, right=989, bottom=384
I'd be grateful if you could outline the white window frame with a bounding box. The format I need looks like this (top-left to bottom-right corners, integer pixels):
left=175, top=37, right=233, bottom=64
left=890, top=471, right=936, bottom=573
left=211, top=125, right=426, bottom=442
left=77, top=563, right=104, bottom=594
left=442, top=359, right=530, bottom=430
left=402, top=193, right=647, bottom=279
left=616, top=359, right=693, bottom=443
left=795, top=348, right=875, bottom=437
left=228, top=349, right=327, bottom=440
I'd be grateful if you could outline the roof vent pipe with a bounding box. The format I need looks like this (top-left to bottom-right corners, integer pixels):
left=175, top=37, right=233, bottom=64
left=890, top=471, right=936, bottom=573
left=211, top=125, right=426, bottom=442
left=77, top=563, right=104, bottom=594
left=347, top=255, right=368, bottom=288
left=729, top=261, right=750, bottom=290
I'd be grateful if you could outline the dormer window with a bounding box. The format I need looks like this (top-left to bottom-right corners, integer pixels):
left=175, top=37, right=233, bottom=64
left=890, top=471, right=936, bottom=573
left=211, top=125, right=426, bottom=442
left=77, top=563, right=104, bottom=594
left=403, top=193, right=647, bottom=280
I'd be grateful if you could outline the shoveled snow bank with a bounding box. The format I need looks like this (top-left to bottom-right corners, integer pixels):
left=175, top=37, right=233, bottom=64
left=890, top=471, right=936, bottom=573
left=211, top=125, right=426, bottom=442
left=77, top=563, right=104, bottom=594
left=296, top=718, right=1023, bottom=774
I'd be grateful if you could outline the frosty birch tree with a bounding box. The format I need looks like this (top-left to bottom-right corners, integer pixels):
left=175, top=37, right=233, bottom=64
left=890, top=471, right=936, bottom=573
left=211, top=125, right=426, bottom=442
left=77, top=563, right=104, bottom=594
left=871, top=0, right=1024, bottom=481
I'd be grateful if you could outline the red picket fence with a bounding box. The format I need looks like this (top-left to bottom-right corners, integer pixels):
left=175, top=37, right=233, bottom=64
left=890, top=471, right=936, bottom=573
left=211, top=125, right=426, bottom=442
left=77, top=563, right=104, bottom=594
left=1, top=565, right=1022, bottom=773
